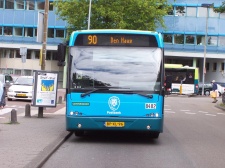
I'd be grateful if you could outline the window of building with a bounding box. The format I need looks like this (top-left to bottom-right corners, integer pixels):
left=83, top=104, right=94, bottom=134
left=213, top=63, right=217, bottom=71
left=48, top=28, right=54, bottom=38
left=185, top=35, right=195, bottom=44
left=34, top=28, right=37, bottom=36
left=221, top=63, right=224, bottom=71
left=14, top=27, right=23, bottom=36
left=4, top=26, right=13, bottom=35
left=208, top=36, right=217, bottom=46
left=52, top=51, right=57, bottom=60
left=206, top=62, right=209, bottom=71
left=163, top=34, right=172, bottom=43
left=34, top=50, right=40, bottom=59
left=4, top=49, right=14, bottom=58
left=56, top=29, right=64, bottom=38
left=24, top=27, right=34, bottom=37
left=5, top=0, right=14, bottom=9
left=174, top=34, right=184, bottom=44
left=49, top=1, right=53, bottom=11
left=197, top=35, right=208, bottom=45
left=37, top=1, right=45, bottom=10
left=24, top=69, right=32, bottom=76
left=15, top=69, right=21, bottom=75
left=0, top=27, right=2, bottom=35
left=209, top=8, right=219, bottom=18
left=15, top=0, right=24, bottom=9
left=167, top=7, right=174, bottom=15
left=0, top=0, right=3, bottom=8
left=27, top=50, right=31, bottom=59
left=198, top=7, right=208, bottom=17
left=218, top=36, right=225, bottom=46
left=186, top=7, right=196, bottom=17
left=25, top=0, right=34, bottom=10
left=175, top=6, right=186, bottom=16
left=15, top=49, right=21, bottom=58
left=46, top=51, right=51, bottom=60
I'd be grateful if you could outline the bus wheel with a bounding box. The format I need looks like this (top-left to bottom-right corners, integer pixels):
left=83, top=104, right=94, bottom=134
left=74, top=131, right=84, bottom=137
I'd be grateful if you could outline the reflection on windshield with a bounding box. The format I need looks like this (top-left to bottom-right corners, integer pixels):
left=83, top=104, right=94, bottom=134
left=15, top=77, right=33, bottom=85
left=70, top=46, right=162, bottom=91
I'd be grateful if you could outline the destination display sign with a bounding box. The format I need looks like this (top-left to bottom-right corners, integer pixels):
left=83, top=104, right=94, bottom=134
left=75, top=34, right=157, bottom=47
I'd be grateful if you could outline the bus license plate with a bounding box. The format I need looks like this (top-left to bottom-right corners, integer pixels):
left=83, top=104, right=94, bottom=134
left=105, top=122, right=125, bottom=127
left=16, top=93, right=26, bottom=97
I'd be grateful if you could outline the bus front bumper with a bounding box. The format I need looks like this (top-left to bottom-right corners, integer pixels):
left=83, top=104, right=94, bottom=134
left=66, top=116, right=163, bottom=132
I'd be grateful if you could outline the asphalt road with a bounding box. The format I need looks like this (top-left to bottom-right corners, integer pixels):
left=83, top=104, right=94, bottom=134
left=41, top=96, right=225, bottom=168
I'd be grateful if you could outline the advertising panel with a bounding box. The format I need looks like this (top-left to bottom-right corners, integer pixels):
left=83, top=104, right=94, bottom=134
left=32, top=70, right=58, bottom=107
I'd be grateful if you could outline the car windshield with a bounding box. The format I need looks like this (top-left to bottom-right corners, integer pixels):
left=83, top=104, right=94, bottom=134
left=15, top=77, right=33, bottom=85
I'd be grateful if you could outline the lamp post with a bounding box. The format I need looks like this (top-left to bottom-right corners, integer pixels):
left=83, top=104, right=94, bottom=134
left=87, top=0, right=92, bottom=30
left=201, top=3, right=213, bottom=96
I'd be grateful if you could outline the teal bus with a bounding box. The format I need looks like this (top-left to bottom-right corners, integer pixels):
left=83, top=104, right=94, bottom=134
left=165, top=64, right=199, bottom=95
left=57, top=29, right=165, bottom=139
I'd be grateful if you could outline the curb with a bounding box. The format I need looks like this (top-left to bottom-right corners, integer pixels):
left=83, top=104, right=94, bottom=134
left=25, top=131, right=73, bottom=168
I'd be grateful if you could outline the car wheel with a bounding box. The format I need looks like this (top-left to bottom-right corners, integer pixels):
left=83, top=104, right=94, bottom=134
left=7, top=98, right=12, bottom=101
left=205, top=90, right=210, bottom=96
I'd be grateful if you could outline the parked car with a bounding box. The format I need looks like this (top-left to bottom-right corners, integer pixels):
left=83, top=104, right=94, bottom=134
left=7, top=76, right=33, bottom=101
left=0, top=74, right=14, bottom=95
left=198, top=82, right=213, bottom=96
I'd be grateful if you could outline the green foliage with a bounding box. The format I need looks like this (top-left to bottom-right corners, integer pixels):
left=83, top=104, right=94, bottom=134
left=53, top=0, right=172, bottom=36
left=213, top=2, right=225, bottom=13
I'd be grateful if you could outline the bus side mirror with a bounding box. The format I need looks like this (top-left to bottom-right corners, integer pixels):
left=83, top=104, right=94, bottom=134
left=57, top=43, right=67, bottom=66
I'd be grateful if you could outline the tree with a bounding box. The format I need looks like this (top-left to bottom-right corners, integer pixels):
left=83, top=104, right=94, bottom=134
left=53, top=0, right=172, bottom=35
left=213, top=1, right=225, bottom=13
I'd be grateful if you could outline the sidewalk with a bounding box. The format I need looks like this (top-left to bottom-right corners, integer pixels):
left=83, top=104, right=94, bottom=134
left=0, top=89, right=71, bottom=168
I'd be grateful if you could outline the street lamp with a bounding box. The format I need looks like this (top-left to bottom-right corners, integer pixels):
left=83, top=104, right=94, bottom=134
left=88, top=0, right=92, bottom=30
left=201, top=3, right=213, bottom=96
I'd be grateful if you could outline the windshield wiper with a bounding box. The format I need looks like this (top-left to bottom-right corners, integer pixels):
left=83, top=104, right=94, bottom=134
left=124, top=91, right=153, bottom=99
left=80, top=86, right=130, bottom=98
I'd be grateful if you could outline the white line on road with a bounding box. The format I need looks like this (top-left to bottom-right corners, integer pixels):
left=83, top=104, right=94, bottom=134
left=198, top=111, right=208, bottom=114
left=164, top=109, right=172, bottom=110
left=165, top=111, right=175, bottom=113
left=180, top=110, right=190, bottom=112
left=185, top=112, right=196, bottom=114
left=205, top=114, right=216, bottom=116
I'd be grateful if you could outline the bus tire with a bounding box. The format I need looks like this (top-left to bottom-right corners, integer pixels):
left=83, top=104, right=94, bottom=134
left=74, top=131, right=84, bottom=137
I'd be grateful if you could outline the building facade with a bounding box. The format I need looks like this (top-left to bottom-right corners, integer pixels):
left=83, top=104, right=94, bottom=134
left=157, top=0, right=225, bottom=83
left=0, top=0, right=66, bottom=87
left=0, top=0, right=225, bottom=87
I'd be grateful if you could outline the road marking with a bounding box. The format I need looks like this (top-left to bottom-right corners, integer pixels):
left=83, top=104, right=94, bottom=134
left=205, top=114, right=216, bottom=116
left=165, top=109, right=172, bottom=110
left=198, top=111, right=208, bottom=114
left=185, top=112, right=196, bottom=114
left=165, top=111, right=175, bottom=113
left=180, top=110, right=190, bottom=112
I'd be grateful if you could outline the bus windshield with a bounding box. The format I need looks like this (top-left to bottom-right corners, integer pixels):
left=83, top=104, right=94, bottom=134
left=70, top=46, right=162, bottom=91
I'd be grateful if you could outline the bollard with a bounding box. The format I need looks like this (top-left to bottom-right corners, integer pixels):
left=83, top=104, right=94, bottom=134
left=58, top=96, right=62, bottom=104
left=25, top=104, right=31, bottom=117
left=11, top=109, right=18, bottom=124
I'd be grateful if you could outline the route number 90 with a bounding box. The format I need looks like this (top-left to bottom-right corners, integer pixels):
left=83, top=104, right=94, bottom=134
left=88, top=35, right=97, bottom=45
